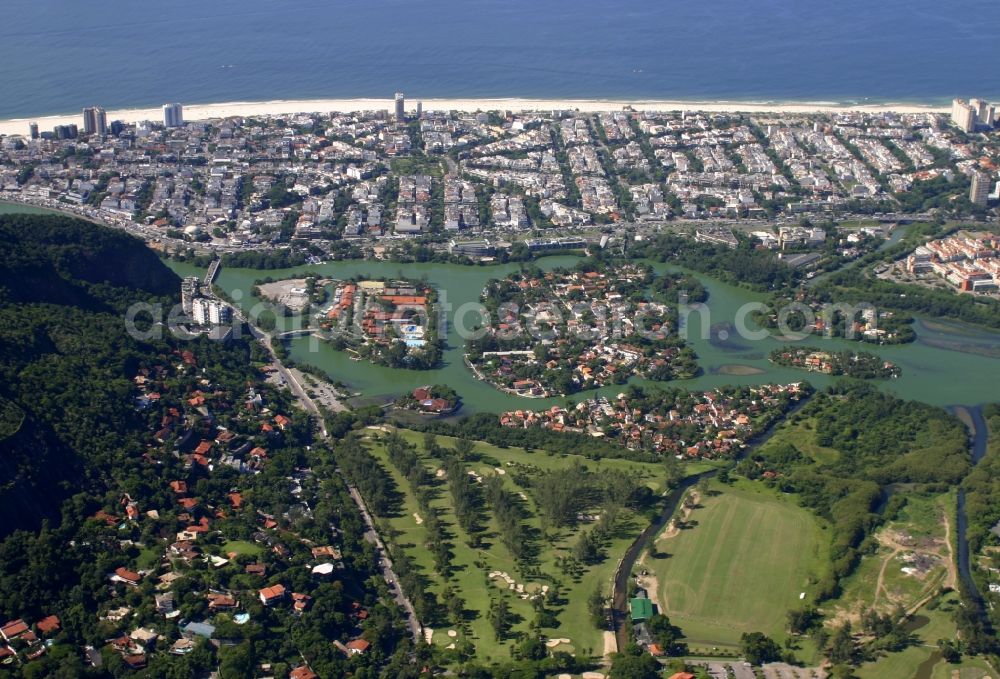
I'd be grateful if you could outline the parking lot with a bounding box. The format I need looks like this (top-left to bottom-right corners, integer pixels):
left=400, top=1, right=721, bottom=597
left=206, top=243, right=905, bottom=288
left=690, top=661, right=825, bottom=679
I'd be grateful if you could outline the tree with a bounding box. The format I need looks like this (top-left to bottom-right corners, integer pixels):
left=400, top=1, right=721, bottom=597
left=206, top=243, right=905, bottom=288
left=717, top=467, right=731, bottom=484
left=740, top=631, right=782, bottom=665
left=812, top=626, right=830, bottom=653
left=828, top=622, right=856, bottom=665
left=683, top=491, right=698, bottom=510
left=218, top=642, right=255, bottom=679
left=453, top=437, right=475, bottom=461
left=938, top=638, right=960, bottom=663
left=588, top=586, right=607, bottom=628
left=423, top=431, right=440, bottom=456
left=446, top=590, right=465, bottom=624
left=695, top=477, right=710, bottom=498
left=489, top=598, right=512, bottom=641
left=647, top=613, right=688, bottom=655
left=573, top=530, right=601, bottom=564
left=787, top=607, right=819, bottom=635
left=664, top=455, right=683, bottom=489
left=516, top=636, right=548, bottom=661
left=533, top=343, right=549, bottom=361
left=608, top=644, right=661, bottom=679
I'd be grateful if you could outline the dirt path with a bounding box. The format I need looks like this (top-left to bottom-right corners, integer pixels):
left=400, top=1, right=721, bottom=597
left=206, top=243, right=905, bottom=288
left=635, top=552, right=663, bottom=613
left=873, top=545, right=903, bottom=607
left=602, top=630, right=617, bottom=661
left=645, top=489, right=702, bottom=617
left=896, top=509, right=958, bottom=618
left=941, top=508, right=958, bottom=590
left=872, top=508, right=956, bottom=615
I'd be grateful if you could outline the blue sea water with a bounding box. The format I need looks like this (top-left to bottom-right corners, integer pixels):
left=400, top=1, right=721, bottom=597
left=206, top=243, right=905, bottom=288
left=1, top=0, right=998, bottom=119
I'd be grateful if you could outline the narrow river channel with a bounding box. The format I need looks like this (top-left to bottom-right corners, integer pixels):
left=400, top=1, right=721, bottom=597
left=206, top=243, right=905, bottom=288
left=953, top=405, right=989, bottom=605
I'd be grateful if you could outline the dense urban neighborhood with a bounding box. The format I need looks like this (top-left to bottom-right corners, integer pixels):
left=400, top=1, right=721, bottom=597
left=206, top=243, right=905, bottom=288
left=893, top=230, right=1000, bottom=295
left=0, top=98, right=997, bottom=269
left=1, top=94, right=1000, bottom=679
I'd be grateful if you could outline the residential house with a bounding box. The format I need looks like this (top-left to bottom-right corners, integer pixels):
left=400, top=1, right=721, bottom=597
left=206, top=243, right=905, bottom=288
left=111, top=567, right=142, bottom=586
left=0, top=619, right=28, bottom=643
left=259, top=584, right=287, bottom=606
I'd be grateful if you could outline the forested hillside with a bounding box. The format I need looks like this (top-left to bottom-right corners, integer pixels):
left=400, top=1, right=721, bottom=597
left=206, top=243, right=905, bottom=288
left=0, top=216, right=419, bottom=676
left=0, top=214, right=177, bottom=309
left=0, top=215, right=181, bottom=534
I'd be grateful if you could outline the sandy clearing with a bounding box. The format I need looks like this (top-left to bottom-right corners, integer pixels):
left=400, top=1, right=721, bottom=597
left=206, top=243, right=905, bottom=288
left=602, top=630, right=617, bottom=660
left=657, top=489, right=700, bottom=543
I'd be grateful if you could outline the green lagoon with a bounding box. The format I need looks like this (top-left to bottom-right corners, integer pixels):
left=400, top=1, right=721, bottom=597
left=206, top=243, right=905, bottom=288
left=165, top=256, right=1000, bottom=411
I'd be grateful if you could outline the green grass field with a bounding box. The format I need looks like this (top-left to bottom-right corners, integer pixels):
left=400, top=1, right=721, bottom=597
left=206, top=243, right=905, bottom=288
left=136, top=545, right=162, bottom=570
left=650, top=479, right=830, bottom=649
left=362, top=427, right=713, bottom=662
left=222, top=540, right=264, bottom=557
left=389, top=156, right=445, bottom=177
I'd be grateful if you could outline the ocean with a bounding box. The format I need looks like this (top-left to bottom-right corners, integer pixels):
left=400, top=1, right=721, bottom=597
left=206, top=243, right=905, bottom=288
left=1, top=0, right=998, bottom=119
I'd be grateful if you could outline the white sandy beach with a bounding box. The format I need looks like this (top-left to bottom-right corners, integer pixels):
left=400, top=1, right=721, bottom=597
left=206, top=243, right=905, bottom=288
left=0, top=97, right=951, bottom=137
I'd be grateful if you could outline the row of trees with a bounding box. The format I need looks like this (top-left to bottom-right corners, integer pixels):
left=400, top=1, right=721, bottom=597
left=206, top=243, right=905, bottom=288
left=415, top=412, right=659, bottom=461
left=482, top=475, right=534, bottom=564
left=963, top=405, right=1000, bottom=552
left=222, top=248, right=312, bottom=269
left=335, top=435, right=401, bottom=517
left=517, top=461, right=645, bottom=531
left=384, top=432, right=455, bottom=575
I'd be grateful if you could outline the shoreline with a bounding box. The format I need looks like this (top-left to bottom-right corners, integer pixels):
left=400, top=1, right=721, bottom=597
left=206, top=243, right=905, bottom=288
left=0, top=96, right=951, bottom=137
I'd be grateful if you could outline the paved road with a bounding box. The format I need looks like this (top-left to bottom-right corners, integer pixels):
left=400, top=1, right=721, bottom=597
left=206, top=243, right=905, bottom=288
left=211, top=262, right=423, bottom=643
left=347, top=484, right=423, bottom=642
left=204, top=258, right=222, bottom=285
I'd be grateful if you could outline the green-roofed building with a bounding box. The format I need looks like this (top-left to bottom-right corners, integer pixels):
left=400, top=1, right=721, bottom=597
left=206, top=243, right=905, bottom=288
left=630, top=597, right=653, bottom=622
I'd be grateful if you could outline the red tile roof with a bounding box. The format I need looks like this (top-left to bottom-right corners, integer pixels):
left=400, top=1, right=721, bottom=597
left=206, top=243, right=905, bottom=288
left=35, top=615, right=60, bottom=635
left=114, top=567, right=141, bottom=583
left=290, top=666, right=318, bottom=679
left=259, top=584, right=286, bottom=602
left=346, top=638, right=370, bottom=653
left=0, top=619, right=28, bottom=640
